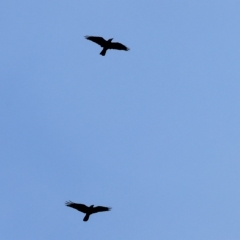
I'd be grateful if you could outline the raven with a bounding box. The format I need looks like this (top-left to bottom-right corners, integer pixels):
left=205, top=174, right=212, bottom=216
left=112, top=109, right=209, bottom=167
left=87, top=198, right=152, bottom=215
left=65, top=201, right=111, bottom=221
left=85, top=36, right=130, bottom=56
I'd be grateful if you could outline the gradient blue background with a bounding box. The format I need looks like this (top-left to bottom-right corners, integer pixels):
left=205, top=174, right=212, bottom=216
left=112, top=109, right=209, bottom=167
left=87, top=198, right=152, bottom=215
left=1, top=1, right=240, bottom=239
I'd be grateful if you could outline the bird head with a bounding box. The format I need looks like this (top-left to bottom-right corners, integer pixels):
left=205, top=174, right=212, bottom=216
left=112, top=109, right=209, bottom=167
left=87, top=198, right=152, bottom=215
left=90, top=205, right=94, bottom=208
left=108, top=38, right=114, bottom=42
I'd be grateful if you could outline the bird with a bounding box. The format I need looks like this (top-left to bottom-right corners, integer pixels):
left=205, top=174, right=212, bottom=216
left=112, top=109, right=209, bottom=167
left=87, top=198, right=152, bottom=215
left=85, top=36, right=130, bottom=56
left=65, top=201, right=111, bottom=221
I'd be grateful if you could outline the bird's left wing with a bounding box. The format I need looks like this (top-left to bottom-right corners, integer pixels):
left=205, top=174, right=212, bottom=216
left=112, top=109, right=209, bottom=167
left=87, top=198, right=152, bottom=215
left=92, top=206, right=111, bottom=214
left=85, top=36, right=106, bottom=47
left=110, top=42, right=130, bottom=51
left=65, top=201, right=89, bottom=213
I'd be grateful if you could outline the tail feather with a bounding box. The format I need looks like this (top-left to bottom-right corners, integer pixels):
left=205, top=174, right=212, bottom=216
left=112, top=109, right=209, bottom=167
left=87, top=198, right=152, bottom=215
left=100, top=48, right=107, bottom=56
left=83, top=214, right=90, bottom=221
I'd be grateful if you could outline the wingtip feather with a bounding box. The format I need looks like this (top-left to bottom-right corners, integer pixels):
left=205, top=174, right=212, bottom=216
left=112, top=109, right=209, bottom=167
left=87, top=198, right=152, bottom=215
left=65, top=200, right=73, bottom=206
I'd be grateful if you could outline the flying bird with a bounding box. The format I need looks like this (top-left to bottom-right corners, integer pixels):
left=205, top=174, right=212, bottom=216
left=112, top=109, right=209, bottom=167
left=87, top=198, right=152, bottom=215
left=65, top=201, right=111, bottom=221
left=85, top=36, right=130, bottom=56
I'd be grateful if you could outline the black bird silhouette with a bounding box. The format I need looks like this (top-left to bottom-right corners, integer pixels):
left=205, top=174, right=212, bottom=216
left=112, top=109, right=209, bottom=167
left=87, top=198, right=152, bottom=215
left=65, top=201, right=111, bottom=221
left=85, top=36, right=130, bottom=56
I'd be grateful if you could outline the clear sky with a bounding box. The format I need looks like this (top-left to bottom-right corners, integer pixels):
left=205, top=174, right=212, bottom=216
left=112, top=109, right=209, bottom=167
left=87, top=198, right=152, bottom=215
left=1, top=1, right=240, bottom=239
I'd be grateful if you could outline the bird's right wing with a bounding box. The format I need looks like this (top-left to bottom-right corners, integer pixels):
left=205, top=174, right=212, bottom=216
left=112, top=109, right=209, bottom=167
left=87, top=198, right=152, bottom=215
left=109, top=42, right=130, bottom=51
left=85, top=36, right=107, bottom=47
left=65, top=201, right=89, bottom=213
left=92, top=206, right=111, bottom=214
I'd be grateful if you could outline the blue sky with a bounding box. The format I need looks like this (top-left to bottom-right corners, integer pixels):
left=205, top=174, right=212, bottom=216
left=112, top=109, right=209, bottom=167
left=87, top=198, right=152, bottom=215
left=1, top=1, right=240, bottom=239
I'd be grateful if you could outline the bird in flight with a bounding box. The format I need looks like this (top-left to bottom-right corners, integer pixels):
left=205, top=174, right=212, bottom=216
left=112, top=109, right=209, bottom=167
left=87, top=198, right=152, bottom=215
left=65, top=201, right=111, bottom=221
left=85, top=36, right=130, bottom=56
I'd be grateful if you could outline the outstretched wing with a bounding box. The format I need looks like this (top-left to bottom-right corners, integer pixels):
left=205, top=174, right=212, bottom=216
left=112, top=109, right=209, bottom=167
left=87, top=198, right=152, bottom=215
left=85, top=36, right=107, bottom=47
left=92, top=206, right=111, bottom=214
left=65, top=201, right=89, bottom=213
left=110, top=42, right=129, bottom=51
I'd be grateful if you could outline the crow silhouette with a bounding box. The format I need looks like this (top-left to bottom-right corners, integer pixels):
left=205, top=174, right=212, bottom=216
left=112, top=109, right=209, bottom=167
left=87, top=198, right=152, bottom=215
left=85, top=36, right=130, bottom=56
left=65, top=201, right=111, bottom=221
